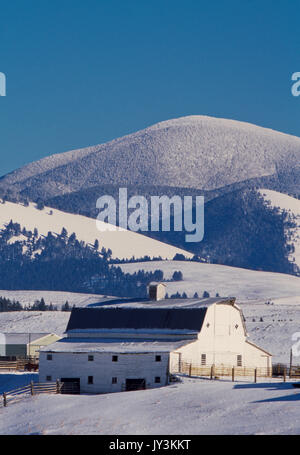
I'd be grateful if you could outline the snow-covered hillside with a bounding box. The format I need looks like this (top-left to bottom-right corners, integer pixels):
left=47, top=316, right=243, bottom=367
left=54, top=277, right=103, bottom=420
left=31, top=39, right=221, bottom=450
left=1, top=376, right=300, bottom=435
left=260, top=189, right=300, bottom=271
left=120, top=260, right=300, bottom=301
left=0, top=290, right=108, bottom=310
left=0, top=201, right=192, bottom=260
left=2, top=115, right=300, bottom=199
left=0, top=312, right=69, bottom=336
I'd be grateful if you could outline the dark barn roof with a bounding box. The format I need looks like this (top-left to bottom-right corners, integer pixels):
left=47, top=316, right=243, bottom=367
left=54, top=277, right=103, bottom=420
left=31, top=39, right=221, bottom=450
left=66, top=307, right=208, bottom=332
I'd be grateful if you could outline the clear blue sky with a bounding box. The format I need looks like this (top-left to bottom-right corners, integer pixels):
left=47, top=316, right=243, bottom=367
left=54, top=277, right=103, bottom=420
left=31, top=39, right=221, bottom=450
left=0, top=0, right=300, bottom=176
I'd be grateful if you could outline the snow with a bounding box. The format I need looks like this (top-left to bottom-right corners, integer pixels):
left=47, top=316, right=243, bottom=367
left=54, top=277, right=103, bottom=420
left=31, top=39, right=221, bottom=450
left=1, top=376, right=300, bottom=435
left=1, top=288, right=300, bottom=433
left=40, top=337, right=190, bottom=353
left=240, top=302, right=300, bottom=364
left=259, top=189, right=300, bottom=270
left=0, top=289, right=112, bottom=309
left=0, top=311, right=70, bottom=336
left=0, top=201, right=192, bottom=260
left=119, top=260, right=300, bottom=301
left=3, top=115, right=300, bottom=197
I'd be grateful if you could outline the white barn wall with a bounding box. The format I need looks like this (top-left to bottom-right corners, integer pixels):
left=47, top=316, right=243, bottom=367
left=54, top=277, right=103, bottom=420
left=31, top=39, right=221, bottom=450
left=39, top=351, right=170, bottom=393
left=171, top=304, right=271, bottom=369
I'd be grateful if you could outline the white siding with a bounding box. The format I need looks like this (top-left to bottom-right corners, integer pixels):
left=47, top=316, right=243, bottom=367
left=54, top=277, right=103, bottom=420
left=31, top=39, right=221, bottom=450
left=39, top=302, right=272, bottom=393
left=170, top=304, right=271, bottom=369
left=39, top=351, right=169, bottom=393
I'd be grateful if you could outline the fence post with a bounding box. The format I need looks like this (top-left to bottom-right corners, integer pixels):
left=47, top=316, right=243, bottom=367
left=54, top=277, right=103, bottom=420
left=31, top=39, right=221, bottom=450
left=3, top=392, right=7, bottom=407
left=232, top=367, right=235, bottom=382
left=210, top=365, right=214, bottom=380
left=30, top=381, right=34, bottom=396
left=56, top=379, right=60, bottom=394
left=283, top=367, right=286, bottom=383
left=254, top=368, right=257, bottom=383
left=189, top=364, right=192, bottom=377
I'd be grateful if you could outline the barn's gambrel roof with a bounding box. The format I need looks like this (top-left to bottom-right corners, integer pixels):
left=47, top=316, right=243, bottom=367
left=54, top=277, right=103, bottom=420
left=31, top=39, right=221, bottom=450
left=66, top=307, right=208, bottom=332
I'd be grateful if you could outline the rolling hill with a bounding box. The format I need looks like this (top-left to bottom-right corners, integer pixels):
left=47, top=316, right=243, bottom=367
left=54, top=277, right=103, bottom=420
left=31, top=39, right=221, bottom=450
left=0, top=200, right=192, bottom=260
left=119, top=260, right=300, bottom=301
left=1, top=115, right=300, bottom=201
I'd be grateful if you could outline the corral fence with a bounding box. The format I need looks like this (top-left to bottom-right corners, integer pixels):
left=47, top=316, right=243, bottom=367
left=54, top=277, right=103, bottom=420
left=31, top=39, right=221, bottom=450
left=172, top=361, right=291, bottom=383
left=0, top=380, right=71, bottom=408
left=272, top=363, right=300, bottom=379
left=0, top=357, right=39, bottom=372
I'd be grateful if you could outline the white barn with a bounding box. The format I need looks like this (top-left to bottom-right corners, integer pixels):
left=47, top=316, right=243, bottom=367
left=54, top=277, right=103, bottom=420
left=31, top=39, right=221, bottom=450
left=39, top=289, right=271, bottom=394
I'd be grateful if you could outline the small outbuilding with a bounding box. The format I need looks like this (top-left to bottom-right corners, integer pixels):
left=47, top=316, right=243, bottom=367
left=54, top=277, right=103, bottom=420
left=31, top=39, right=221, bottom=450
left=0, top=333, right=61, bottom=359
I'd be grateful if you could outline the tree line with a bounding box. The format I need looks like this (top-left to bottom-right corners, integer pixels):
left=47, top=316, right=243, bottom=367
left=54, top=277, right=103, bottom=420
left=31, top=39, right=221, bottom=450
left=0, top=222, right=166, bottom=298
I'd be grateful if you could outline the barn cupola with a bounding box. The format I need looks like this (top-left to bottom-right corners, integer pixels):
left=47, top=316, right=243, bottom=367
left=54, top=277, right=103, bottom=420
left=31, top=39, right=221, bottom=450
left=148, top=282, right=166, bottom=301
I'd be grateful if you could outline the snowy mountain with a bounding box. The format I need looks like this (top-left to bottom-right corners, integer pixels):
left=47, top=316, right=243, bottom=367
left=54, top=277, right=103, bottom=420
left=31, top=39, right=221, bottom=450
left=1, top=115, right=300, bottom=200
left=259, top=189, right=300, bottom=271
left=144, top=188, right=300, bottom=275
left=1, top=116, right=300, bottom=275
left=0, top=200, right=192, bottom=260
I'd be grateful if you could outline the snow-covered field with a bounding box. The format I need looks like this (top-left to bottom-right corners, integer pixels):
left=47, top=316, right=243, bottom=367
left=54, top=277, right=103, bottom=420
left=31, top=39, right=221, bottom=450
left=240, top=303, right=300, bottom=364
left=1, top=375, right=300, bottom=435
left=0, top=311, right=70, bottom=336
left=1, top=291, right=300, bottom=434
left=260, top=189, right=300, bottom=271
left=0, top=290, right=110, bottom=310
left=120, top=260, right=300, bottom=301
left=0, top=201, right=192, bottom=260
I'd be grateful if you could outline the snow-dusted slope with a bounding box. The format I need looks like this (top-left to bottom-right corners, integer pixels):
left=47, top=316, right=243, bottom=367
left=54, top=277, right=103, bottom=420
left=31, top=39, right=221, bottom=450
left=0, top=201, right=192, bottom=260
left=120, top=260, right=300, bottom=301
left=259, top=189, right=300, bottom=271
left=0, top=290, right=110, bottom=310
left=1, top=376, right=300, bottom=435
left=2, top=115, right=300, bottom=198
left=0, top=311, right=69, bottom=336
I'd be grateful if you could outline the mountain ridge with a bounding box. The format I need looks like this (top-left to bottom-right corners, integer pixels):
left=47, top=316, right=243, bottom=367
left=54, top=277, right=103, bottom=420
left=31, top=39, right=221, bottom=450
left=2, top=115, right=300, bottom=201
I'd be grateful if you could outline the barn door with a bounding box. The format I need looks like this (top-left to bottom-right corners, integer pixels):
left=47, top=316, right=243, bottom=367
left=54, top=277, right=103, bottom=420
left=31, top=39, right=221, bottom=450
left=60, top=377, right=80, bottom=394
left=125, top=378, right=146, bottom=391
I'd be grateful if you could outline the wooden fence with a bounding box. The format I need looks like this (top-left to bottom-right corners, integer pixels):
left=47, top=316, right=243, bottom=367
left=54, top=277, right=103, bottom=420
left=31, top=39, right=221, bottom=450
left=175, top=361, right=274, bottom=382
left=289, top=365, right=300, bottom=378
left=1, top=380, right=61, bottom=408
left=0, top=358, right=38, bottom=372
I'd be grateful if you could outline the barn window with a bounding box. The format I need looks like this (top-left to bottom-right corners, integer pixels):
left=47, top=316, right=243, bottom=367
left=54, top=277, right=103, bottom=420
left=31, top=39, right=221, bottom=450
left=155, top=377, right=161, bottom=383
left=46, top=375, right=52, bottom=381
left=112, top=355, right=118, bottom=362
left=201, top=354, right=206, bottom=365
left=88, top=355, right=94, bottom=361
left=47, top=354, right=52, bottom=361
left=155, top=355, right=161, bottom=362
left=237, top=355, right=242, bottom=367
left=112, top=377, right=117, bottom=384
left=88, top=376, right=94, bottom=384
